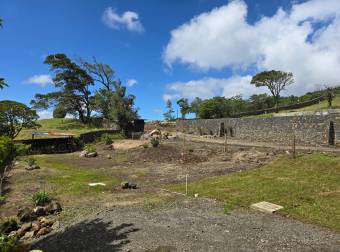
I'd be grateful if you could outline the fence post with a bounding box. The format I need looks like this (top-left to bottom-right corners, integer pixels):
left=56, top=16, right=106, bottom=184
left=292, top=133, right=296, bottom=158
left=224, top=130, right=227, bottom=153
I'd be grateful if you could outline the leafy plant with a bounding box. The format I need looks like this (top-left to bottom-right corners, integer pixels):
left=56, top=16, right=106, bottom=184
left=0, top=218, right=18, bottom=235
left=142, top=143, right=149, bottom=149
left=101, top=134, right=113, bottom=145
left=0, top=234, right=16, bottom=252
left=26, top=157, right=37, bottom=167
left=0, top=196, right=5, bottom=204
left=14, top=143, right=30, bottom=156
left=84, top=144, right=96, bottom=153
left=32, top=191, right=50, bottom=206
left=150, top=138, right=159, bottom=148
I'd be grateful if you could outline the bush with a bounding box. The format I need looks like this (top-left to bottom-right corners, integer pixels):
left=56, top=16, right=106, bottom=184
left=26, top=157, right=37, bottom=167
left=0, top=234, right=16, bottom=252
left=101, top=134, right=114, bottom=145
left=14, top=143, right=31, bottom=156
left=32, top=191, right=50, bottom=206
left=0, top=136, right=14, bottom=177
left=0, top=196, right=5, bottom=204
left=150, top=138, right=159, bottom=148
left=142, top=143, right=149, bottom=149
left=0, top=218, right=18, bottom=235
left=84, top=144, right=96, bottom=153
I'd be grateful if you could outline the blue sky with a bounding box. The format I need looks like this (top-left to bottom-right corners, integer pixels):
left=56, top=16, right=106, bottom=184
left=1, top=0, right=340, bottom=120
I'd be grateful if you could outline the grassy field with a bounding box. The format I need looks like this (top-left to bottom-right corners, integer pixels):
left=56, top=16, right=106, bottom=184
left=167, top=153, right=340, bottom=231
left=16, top=118, right=105, bottom=140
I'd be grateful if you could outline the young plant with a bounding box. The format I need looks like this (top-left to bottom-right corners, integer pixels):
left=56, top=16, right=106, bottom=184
left=150, top=138, right=160, bottom=148
left=32, top=191, right=51, bottom=206
left=84, top=144, right=96, bottom=153
left=0, top=234, right=16, bottom=252
left=26, top=157, right=37, bottom=167
left=101, top=134, right=114, bottom=145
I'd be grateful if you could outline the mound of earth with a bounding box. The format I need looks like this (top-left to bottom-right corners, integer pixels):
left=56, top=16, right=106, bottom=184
left=132, top=145, right=208, bottom=164
left=232, top=149, right=274, bottom=163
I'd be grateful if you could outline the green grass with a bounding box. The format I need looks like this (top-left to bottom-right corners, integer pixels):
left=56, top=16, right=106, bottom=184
left=34, top=155, right=119, bottom=196
left=16, top=118, right=104, bottom=140
left=167, top=153, right=340, bottom=230
left=281, top=96, right=340, bottom=113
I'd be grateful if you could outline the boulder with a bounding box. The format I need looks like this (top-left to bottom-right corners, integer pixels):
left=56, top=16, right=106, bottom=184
left=51, top=221, right=60, bottom=230
left=20, top=222, right=32, bottom=232
left=17, top=207, right=36, bottom=223
left=106, top=154, right=112, bottom=159
left=150, top=129, right=161, bottom=136
left=31, top=222, right=41, bottom=232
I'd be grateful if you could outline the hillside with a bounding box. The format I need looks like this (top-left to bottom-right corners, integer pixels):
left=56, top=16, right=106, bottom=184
left=16, top=118, right=105, bottom=140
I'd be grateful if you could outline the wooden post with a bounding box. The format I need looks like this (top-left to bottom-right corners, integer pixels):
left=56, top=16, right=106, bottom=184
left=185, top=174, right=188, bottom=196
left=224, top=130, right=227, bottom=153
left=292, top=133, right=296, bottom=158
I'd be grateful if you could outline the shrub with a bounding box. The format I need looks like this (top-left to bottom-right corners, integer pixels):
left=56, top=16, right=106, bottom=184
left=0, top=218, right=18, bottom=235
left=0, top=234, right=16, bottom=252
left=142, top=143, right=149, bottom=149
left=150, top=138, right=159, bottom=148
left=0, top=136, right=14, bottom=174
left=26, top=157, right=37, bottom=167
left=14, top=143, right=31, bottom=156
left=32, top=191, right=50, bottom=206
left=188, top=148, right=194, bottom=153
left=101, top=134, right=114, bottom=145
left=0, top=196, right=5, bottom=204
left=84, top=144, right=96, bottom=153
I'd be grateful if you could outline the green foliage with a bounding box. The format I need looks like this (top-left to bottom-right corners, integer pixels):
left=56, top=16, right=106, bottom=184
left=84, top=144, right=96, bottom=153
left=199, top=97, right=231, bottom=119
left=26, top=157, right=37, bottom=167
left=0, top=234, right=16, bottom=252
left=142, top=143, right=149, bottom=149
left=150, top=138, right=160, bottom=148
left=53, top=104, right=68, bottom=118
left=163, top=100, right=175, bottom=121
left=0, top=78, right=8, bottom=90
left=0, top=100, right=39, bottom=139
left=177, top=98, right=190, bottom=119
left=0, top=136, right=14, bottom=178
left=251, top=70, right=294, bottom=112
left=0, top=196, right=5, bottom=204
left=189, top=97, right=203, bottom=118
left=0, top=218, right=18, bottom=235
left=32, top=191, right=51, bottom=206
left=14, top=143, right=31, bottom=156
left=101, top=134, right=113, bottom=145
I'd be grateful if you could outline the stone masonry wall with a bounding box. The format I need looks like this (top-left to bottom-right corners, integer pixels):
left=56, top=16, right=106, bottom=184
left=176, top=112, right=340, bottom=146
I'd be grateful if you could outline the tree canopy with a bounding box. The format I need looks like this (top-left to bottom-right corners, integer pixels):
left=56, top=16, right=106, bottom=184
left=0, top=100, right=39, bottom=139
left=163, top=100, right=175, bottom=121
left=251, top=70, right=294, bottom=112
left=177, top=98, right=190, bottom=119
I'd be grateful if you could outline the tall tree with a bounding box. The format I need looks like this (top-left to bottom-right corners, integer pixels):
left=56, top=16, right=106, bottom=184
left=325, top=86, right=336, bottom=108
left=163, top=100, right=175, bottom=121
left=190, top=97, right=202, bottom=118
left=251, top=70, right=294, bottom=112
left=31, top=54, right=94, bottom=123
left=0, top=100, right=39, bottom=139
left=176, top=98, right=190, bottom=119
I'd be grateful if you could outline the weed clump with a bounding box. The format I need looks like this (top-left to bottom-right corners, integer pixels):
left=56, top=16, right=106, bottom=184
left=32, top=191, right=51, bottom=206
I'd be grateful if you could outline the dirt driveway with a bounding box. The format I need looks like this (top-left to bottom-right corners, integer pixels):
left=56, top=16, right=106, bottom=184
left=33, top=198, right=340, bottom=252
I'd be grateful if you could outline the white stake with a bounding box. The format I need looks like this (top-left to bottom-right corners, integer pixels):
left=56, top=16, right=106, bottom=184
left=185, top=174, right=188, bottom=196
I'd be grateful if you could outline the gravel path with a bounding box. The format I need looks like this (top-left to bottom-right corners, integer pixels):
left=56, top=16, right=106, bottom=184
left=33, top=198, right=340, bottom=252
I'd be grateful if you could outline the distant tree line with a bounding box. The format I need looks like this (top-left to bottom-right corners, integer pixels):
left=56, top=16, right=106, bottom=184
left=164, top=70, right=339, bottom=120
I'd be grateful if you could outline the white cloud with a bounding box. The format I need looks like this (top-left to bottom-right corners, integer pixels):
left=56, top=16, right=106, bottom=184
left=127, top=79, right=138, bottom=87
left=163, top=0, right=340, bottom=96
left=25, top=74, right=53, bottom=87
left=102, top=7, right=144, bottom=32
left=164, top=75, right=268, bottom=101
left=37, top=110, right=53, bottom=119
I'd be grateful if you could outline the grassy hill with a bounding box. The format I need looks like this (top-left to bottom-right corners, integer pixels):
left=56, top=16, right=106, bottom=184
left=16, top=118, right=105, bottom=140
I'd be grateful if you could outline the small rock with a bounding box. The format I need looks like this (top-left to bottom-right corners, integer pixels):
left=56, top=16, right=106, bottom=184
left=79, top=150, right=88, bottom=157
left=45, top=200, right=62, bottom=214
left=20, top=222, right=32, bottom=232
left=40, top=217, right=54, bottom=226
left=33, top=206, right=46, bottom=216
left=120, top=181, right=129, bottom=189
left=23, top=230, right=35, bottom=239
left=17, top=207, right=36, bottom=223
left=36, top=227, right=52, bottom=237
left=86, top=152, right=98, bottom=158
left=106, top=154, right=112, bottom=159
left=25, top=164, right=40, bottom=171
left=31, top=222, right=41, bottom=232
left=51, top=221, right=60, bottom=230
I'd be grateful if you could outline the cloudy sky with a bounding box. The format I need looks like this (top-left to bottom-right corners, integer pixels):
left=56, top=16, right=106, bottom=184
left=1, top=0, right=340, bottom=119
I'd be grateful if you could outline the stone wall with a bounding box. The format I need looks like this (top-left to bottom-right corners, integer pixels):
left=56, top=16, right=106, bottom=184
left=176, top=112, right=340, bottom=146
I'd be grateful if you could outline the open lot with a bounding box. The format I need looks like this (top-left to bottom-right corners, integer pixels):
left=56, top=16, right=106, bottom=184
left=1, top=138, right=340, bottom=251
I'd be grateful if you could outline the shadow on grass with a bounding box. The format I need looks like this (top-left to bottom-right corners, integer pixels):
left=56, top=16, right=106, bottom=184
left=32, top=219, right=139, bottom=252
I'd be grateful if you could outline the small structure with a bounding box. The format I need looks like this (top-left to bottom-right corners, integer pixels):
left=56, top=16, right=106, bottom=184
left=251, top=201, right=283, bottom=213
